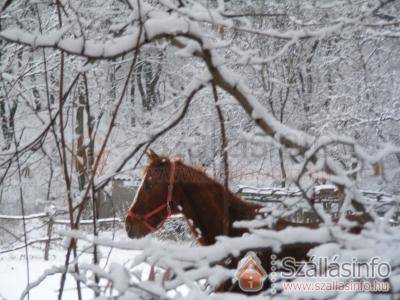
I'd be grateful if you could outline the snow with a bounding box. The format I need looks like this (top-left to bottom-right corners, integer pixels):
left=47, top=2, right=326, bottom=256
left=175, top=41, right=201, bottom=58
left=3, top=223, right=397, bottom=299
left=0, top=28, right=142, bottom=59
left=0, top=26, right=70, bottom=48
left=0, top=212, right=48, bottom=220
left=0, top=231, right=165, bottom=300
left=0, top=254, right=77, bottom=300
left=237, top=184, right=340, bottom=198
left=0, top=248, right=104, bottom=299
left=145, top=17, right=190, bottom=39
left=1, top=0, right=400, bottom=298
left=237, top=185, right=302, bottom=196
left=62, top=226, right=332, bottom=274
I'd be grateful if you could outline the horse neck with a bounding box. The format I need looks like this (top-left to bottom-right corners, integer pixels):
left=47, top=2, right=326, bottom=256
left=175, top=165, right=261, bottom=245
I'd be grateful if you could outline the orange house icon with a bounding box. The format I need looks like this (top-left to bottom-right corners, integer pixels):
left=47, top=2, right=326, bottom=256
left=235, top=252, right=267, bottom=292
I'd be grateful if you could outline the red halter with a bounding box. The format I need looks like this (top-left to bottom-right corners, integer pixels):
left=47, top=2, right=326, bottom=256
left=127, top=161, right=176, bottom=232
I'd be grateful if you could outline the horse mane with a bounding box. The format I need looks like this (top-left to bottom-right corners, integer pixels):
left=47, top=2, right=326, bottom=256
left=155, top=155, right=253, bottom=200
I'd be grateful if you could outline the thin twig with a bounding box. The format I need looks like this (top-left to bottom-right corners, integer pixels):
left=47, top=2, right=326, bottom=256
left=212, top=83, right=230, bottom=235
left=55, top=0, right=82, bottom=298
left=12, top=128, right=30, bottom=300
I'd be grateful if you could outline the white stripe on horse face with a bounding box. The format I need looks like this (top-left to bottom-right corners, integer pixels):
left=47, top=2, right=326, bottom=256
left=130, top=170, right=147, bottom=210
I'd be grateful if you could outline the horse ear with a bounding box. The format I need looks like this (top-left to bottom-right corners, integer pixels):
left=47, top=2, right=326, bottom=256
left=146, top=149, right=159, bottom=161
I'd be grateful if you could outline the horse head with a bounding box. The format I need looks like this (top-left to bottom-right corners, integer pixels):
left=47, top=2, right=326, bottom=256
left=125, top=150, right=179, bottom=239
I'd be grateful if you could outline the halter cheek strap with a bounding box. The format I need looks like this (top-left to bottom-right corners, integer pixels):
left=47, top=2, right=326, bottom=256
left=127, top=161, right=176, bottom=232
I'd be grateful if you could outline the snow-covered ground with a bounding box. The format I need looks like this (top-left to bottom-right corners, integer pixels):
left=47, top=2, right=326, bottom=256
left=0, top=214, right=195, bottom=299
left=1, top=249, right=91, bottom=299
left=0, top=231, right=147, bottom=300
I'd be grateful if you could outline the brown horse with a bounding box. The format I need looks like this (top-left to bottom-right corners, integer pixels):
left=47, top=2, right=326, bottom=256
left=125, top=151, right=367, bottom=292
left=125, top=150, right=261, bottom=244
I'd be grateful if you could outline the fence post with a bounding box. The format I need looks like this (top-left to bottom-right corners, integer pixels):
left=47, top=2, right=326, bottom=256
left=44, top=204, right=57, bottom=261
left=44, top=217, right=53, bottom=261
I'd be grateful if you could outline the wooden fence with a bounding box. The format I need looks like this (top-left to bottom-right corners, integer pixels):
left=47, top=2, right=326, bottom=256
left=237, top=185, right=399, bottom=224
left=0, top=211, right=121, bottom=259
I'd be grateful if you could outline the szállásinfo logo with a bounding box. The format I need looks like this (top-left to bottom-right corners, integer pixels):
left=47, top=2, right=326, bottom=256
left=235, top=251, right=267, bottom=292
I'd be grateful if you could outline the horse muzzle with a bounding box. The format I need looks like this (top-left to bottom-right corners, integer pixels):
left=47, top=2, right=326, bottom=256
left=125, top=215, right=148, bottom=239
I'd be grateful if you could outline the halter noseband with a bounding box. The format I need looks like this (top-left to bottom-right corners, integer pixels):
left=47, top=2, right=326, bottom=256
left=126, top=161, right=176, bottom=232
